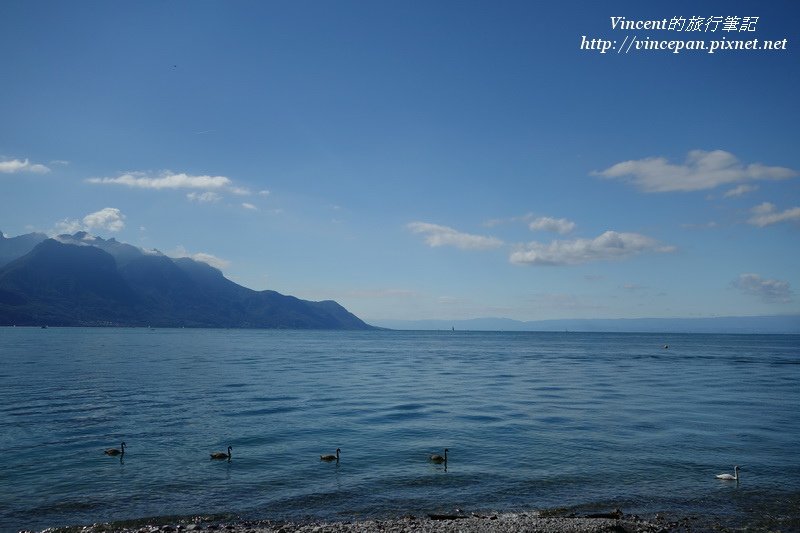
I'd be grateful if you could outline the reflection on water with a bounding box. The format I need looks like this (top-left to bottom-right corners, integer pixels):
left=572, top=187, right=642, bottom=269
left=0, top=329, right=798, bottom=531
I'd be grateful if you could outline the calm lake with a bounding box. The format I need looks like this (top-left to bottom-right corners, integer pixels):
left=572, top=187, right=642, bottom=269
left=1, top=328, right=798, bottom=531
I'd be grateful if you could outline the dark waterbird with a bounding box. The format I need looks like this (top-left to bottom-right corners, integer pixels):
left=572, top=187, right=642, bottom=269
left=104, top=442, right=126, bottom=456
left=211, top=446, right=232, bottom=460
left=429, top=448, right=448, bottom=464
left=320, top=448, right=340, bottom=462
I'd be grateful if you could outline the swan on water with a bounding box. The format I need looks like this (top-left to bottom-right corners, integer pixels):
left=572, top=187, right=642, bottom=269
left=716, top=465, right=740, bottom=480
left=104, top=442, right=126, bottom=456
left=320, top=448, right=340, bottom=462
left=429, top=448, right=448, bottom=464
left=210, top=446, right=232, bottom=460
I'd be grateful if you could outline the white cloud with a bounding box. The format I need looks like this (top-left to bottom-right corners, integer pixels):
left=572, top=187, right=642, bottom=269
left=529, top=216, right=576, bottom=234
left=731, top=273, right=792, bottom=303
left=258, top=189, right=271, bottom=196
left=510, top=230, right=675, bottom=266
left=169, top=245, right=231, bottom=270
left=55, top=207, right=126, bottom=234
left=54, top=218, right=84, bottom=235
left=83, top=207, right=126, bottom=232
left=595, top=150, right=796, bottom=193
left=87, top=171, right=231, bottom=190
left=229, top=186, right=252, bottom=196
left=747, top=202, right=800, bottom=227
left=187, top=191, right=222, bottom=203
left=0, top=158, right=51, bottom=174
left=723, top=184, right=758, bottom=198
left=190, top=252, right=230, bottom=270
left=408, top=222, right=504, bottom=250
left=242, top=202, right=257, bottom=210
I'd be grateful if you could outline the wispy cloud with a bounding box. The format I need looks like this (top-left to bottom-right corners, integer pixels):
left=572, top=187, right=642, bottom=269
left=408, top=222, right=504, bottom=250
left=731, top=273, right=792, bottom=303
left=55, top=207, right=126, bottom=234
left=187, top=191, right=222, bottom=203
left=681, top=221, right=719, bottom=230
left=485, top=213, right=576, bottom=235
left=0, top=158, right=51, bottom=174
left=241, top=202, right=257, bottom=210
left=747, top=202, right=800, bottom=227
left=510, top=230, right=675, bottom=266
left=529, top=216, right=576, bottom=234
left=169, top=245, right=230, bottom=270
left=723, top=184, right=758, bottom=198
left=594, top=150, right=796, bottom=193
left=87, top=171, right=231, bottom=190
left=54, top=219, right=84, bottom=234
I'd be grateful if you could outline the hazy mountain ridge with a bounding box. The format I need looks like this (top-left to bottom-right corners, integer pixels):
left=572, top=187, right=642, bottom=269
left=372, top=316, right=800, bottom=334
left=0, top=232, right=373, bottom=329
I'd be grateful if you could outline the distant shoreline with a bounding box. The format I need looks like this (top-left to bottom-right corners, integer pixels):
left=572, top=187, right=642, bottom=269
left=5, top=323, right=800, bottom=335
left=369, top=314, right=800, bottom=334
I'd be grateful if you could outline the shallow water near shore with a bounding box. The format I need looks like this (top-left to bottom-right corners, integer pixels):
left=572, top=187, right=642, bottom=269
left=1, top=329, right=799, bottom=532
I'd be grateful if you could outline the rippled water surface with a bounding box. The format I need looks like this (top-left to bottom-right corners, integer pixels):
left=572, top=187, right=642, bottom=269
left=1, top=328, right=799, bottom=531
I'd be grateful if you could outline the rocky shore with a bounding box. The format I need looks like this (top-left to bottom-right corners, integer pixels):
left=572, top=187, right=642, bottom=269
left=37, top=510, right=703, bottom=533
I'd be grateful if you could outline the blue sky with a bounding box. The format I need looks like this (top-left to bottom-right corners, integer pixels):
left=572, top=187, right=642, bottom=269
left=2, top=1, right=798, bottom=323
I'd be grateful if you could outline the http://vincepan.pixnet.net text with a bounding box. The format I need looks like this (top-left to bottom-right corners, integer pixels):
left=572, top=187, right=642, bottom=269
left=580, top=15, right=788, bottom=54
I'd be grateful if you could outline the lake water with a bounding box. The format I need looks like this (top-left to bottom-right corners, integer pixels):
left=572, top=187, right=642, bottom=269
left=1, top=328, right=799, bottom=532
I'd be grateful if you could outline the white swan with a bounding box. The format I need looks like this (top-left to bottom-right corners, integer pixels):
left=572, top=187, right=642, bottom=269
left=716, top=465, right=740, bottom=480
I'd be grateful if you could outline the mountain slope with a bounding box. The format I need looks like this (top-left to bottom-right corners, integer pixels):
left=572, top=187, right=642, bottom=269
left=0, top=230, right=47, bottom=267
left=0, top=236, right=373, bottom=329
left=0, top=239, right=138, bottom=325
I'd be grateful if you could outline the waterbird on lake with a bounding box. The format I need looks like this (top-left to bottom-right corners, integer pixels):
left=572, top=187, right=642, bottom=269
left=210, top=446, right=232, bottom=460
left=320, top=448, right=340, bottom=462
left=429, top=448, right=448, bottom=464
left=104, top=442, right=126, bottom=456
left=716, top=465, right=740, bottom=481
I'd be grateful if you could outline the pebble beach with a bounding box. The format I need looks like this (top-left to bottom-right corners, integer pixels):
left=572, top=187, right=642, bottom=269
left=34, top=510, right=704, bottom=533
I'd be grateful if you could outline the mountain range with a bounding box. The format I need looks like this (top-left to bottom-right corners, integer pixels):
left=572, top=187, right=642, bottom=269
left=0, top=231, right=373, bottom=329
left=2, top=231, right=797, bottom=333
